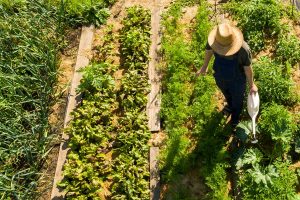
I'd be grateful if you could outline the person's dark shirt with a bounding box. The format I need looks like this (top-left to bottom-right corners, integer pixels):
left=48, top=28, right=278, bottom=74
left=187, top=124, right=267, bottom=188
left=206, top=41, right=252, bottom=68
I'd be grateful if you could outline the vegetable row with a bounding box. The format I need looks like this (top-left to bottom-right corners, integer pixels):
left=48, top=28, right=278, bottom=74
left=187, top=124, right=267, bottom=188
left=59, top=6, right=152, bottom=199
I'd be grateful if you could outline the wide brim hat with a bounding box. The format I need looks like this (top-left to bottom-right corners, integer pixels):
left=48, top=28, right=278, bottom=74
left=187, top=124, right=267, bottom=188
left=208, top=23, right=244, bottom=56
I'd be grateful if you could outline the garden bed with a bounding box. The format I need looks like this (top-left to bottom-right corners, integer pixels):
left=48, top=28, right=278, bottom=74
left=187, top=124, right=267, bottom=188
left=158, top=0, right=300, bottom=199
left=55, top=4, right=155, bottom=199
left=2, top=0, right=299, bottom=199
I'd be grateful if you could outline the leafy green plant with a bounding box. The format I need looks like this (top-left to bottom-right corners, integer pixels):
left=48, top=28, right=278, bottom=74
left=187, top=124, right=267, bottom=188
left=224, top=0, right=282, bottom=52
left=259, top=103, right=297, bottom=158
left=275, top=33, right=300, bottom=67
left=59, top=0, right=115, bottom=27
left=239, top=161, right=298, bottom=200
left=253, top=56, right=298, bottom=106
left=280, top=3, right=300, bottom=23
left=120, top=6, right=151, bottom=71
left=205, top=163, right=231, bottom=200
left=236, top=148, right=263, bottom=170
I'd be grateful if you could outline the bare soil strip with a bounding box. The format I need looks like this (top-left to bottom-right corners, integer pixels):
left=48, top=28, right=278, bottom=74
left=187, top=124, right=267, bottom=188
left=38, top=28, right=81, bottom=200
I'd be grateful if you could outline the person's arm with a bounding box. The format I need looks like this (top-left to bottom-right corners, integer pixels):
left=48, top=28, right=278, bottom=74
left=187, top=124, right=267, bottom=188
left=244, top=66, right=258, bottom=93
left=196, top=49, right=213, bottom=76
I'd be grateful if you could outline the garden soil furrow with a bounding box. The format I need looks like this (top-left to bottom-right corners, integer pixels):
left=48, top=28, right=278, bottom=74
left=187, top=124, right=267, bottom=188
left=38, top=28, right=81, bottom=200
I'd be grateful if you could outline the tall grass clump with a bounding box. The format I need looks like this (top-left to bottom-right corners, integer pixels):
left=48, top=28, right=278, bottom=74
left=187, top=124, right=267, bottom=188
left=0, top=1, right=63, bottom=198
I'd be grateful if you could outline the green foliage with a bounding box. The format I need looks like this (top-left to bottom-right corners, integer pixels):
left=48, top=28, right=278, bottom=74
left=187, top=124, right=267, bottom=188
left=78, top=62, right=116, bottom=94
left=163, top=0, right=199, bottom=19
left=224, top=0, right=281, bottom=52
left=0, top=1, right=63, bottom=198
left=0, top=0, right=114, bottom=27
left=235, top=121, right=260, bottom=143
left=205, top=163, right=231, bottom=200
left=253, top=57, right=297, bottom=106
left=193, top=1, right=213, bottom=67
left=275, top=33, right=300, bottom=67
left=295, top=117, right=300, bottom=154
left=191, top=76, right=217, bottom=126
left=59, top=0, right=114, bottom=27
left=120, top=6, right=151, bottom=71
left=239, top=161, right=298, bottom=200
left=236, top=148, right=263, bottom=170
left=59, top=63, right=116, bottom=199
left=60, top=6, right=151, bottom=199
left=159, top=1, right=203, bottom=182
left=280, top=3, right=300, bottom=22
left=260, top=103, right=297, bottom=158
left=159, top=2, right=234, bottom=199
left=0, top=0, right=27, bottom=10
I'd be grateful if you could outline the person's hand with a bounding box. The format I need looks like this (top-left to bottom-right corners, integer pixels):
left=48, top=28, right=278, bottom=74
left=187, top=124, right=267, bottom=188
left=196, top=66, right=208, bottom=77
left=250, top=83, right=258, bottom=94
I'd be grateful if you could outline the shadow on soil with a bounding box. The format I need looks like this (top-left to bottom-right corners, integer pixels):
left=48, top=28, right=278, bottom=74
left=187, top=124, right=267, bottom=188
left=160, top=110, right=233, bottom=200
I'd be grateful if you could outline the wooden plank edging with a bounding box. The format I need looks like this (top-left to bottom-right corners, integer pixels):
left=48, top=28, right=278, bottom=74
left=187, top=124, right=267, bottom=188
left=148, top=0, right=162, bottom=199
left=147, top=0, right=162, bottom=132
left=50, top=25, right=95, bottom=200
left=150, top=147, right=160, bottom=200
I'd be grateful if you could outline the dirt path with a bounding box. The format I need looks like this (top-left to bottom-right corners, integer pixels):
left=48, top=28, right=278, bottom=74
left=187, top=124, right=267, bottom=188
left=38, top=28, right=81, bottom=200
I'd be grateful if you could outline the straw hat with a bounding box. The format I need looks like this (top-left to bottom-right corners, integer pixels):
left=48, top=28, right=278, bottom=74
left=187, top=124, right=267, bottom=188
left=208, top=23, right=244, bottom=56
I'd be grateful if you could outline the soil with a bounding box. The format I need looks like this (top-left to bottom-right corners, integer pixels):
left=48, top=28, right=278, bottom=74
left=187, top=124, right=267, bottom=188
left=160, top=169, right=209, bottom=200
left=149, top=131, right=167, bottom=147
left=37, top=28, right=81, bottom=200
left=179, top=6, right=198, bottom=42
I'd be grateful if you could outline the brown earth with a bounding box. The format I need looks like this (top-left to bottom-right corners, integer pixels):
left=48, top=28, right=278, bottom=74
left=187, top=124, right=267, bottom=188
left=179, top=6, right=198, bottom=42
left=37, top=28, right=81, bottom=200
left=160, top=169, right=209, bottom=200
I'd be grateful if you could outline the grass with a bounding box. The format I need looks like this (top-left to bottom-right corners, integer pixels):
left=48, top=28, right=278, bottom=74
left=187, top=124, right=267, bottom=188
left=0, top=1, right=63, bottom=198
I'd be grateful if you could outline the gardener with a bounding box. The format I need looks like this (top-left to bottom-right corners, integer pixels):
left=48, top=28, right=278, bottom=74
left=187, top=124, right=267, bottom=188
left=196, top=22, right=258, bottom=127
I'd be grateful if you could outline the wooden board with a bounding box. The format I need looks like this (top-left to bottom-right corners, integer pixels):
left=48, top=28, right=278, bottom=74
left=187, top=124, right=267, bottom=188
left=147, top=0, right=162, bottom=132
left=148, top=0, right=162, bottom=199
left=50, top=25, right=94, bottom=200
left=150, top=147, right=160, bottom=200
